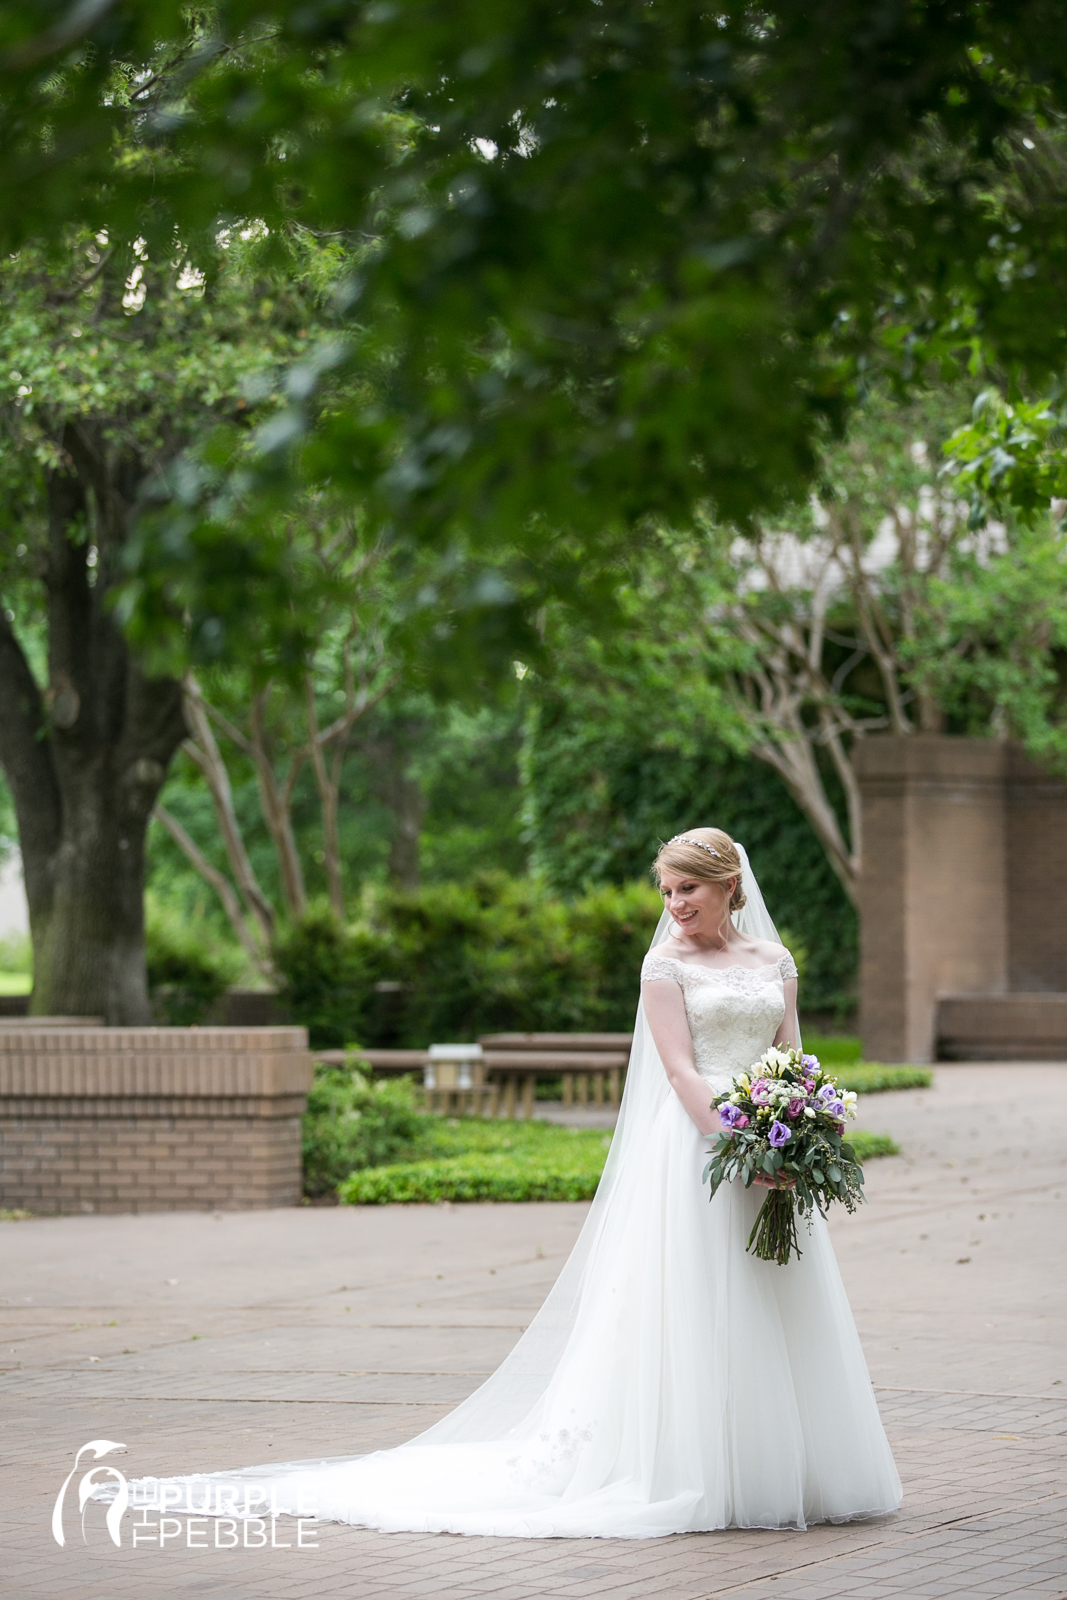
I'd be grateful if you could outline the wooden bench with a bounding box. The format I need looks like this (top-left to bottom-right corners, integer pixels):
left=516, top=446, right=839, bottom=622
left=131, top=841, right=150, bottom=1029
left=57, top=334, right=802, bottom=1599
left=314, top=1045, right=499, bottom=1116
left=478, top=1034, right=631, bottom=1117
left=315, top=1048, right=430, bottom=1078
left=313, top=1035, right=633, bottom=1118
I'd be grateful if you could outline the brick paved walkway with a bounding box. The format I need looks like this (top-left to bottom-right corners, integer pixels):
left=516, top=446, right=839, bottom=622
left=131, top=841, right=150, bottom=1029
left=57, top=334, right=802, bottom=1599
left=2, top=1064, right=1065, bottom=1600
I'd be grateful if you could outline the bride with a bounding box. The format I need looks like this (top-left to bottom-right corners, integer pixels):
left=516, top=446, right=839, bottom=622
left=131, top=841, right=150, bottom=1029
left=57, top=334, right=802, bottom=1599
left=119, top=828, right=902, bottom=1538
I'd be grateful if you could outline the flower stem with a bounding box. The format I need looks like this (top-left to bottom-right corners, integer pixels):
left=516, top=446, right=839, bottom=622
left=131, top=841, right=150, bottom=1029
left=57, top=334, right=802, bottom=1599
left=747, top=1189, right=802, bottom=1265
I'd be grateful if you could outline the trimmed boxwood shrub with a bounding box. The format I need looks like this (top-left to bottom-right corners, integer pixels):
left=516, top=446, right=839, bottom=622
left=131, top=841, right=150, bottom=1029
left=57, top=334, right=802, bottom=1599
left=850, top=1130, right=899, bottom=1159
left=838, top=1066, right=931, bottom=1094
left=272, top=909, right=399, bottom=1051
left=301, top=1063, right=435, bottom=1197
left=338, top=1150, right=607, bottom=1204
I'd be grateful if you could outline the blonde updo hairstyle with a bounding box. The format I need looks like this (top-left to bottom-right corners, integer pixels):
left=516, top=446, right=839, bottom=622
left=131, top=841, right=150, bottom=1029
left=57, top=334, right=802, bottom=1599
left=652, top=827, right=747, bottom=913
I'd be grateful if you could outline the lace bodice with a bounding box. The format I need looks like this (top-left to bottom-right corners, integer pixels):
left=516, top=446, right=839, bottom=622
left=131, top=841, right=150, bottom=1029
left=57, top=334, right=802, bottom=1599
left=641, top=951, right=797, bottom=1092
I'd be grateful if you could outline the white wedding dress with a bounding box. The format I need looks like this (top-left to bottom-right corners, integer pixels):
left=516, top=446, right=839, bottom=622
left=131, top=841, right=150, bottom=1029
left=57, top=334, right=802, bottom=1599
left=107, top=851, right=902, bottom=1538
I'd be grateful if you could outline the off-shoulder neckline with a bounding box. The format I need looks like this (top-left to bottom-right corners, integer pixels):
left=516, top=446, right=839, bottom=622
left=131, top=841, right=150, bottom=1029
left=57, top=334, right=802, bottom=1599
left=646, top=952, right=791, bottom=975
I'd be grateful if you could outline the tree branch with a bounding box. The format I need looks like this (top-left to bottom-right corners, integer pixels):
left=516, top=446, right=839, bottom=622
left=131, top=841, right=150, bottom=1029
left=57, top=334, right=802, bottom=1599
left=304, top=673, right=346, bottom=917
left=201, top=698, right=255, bottom=756
left=152, top=804, right=270, bottom=976
left=248, top=686, right=307, bottom=920
left=181, top=675, right=276, bottom=941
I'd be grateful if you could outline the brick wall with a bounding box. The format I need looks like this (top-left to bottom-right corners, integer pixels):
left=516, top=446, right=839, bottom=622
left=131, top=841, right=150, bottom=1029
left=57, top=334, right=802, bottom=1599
left=854, top=736, right=1067, bottom=1063
left=0, top=1026, right=313, bottom=1214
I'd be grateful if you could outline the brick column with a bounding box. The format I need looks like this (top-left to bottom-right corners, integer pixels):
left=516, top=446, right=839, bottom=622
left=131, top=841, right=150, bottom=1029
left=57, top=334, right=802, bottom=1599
left=1005, top=745, right=1067, bottom=991
left=0, top=1026, right=312, bottom=1214
left=854, top=738, right=1009, bottom=1063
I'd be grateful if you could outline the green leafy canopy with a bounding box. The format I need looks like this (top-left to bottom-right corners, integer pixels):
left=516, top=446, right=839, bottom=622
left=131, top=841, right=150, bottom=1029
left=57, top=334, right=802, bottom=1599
left=4, top=1, right=1067, bottom=587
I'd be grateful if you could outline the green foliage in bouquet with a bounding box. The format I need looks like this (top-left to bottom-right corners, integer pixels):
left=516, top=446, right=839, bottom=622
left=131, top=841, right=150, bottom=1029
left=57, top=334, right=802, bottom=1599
left=704, top=1048, right=867, bottom=1266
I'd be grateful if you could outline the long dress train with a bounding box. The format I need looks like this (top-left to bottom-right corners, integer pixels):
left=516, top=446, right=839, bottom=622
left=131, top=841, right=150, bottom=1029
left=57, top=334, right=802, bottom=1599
left=115, top=947, right=902, bottom=1538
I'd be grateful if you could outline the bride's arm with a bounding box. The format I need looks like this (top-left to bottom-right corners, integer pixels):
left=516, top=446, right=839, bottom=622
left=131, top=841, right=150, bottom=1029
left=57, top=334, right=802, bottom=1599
left=773, top=975, right=800, bottom=1051
left=641, top=979, right=721, bottom=1136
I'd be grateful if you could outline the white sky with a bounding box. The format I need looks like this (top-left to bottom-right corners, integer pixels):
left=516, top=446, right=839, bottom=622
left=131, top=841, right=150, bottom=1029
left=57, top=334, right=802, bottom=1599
left=0, top=852, right=29, bottom=937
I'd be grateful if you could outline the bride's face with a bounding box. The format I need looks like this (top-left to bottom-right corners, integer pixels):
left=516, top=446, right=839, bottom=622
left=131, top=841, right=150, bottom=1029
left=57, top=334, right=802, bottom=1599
left=658, top=868, right=735, bottom=936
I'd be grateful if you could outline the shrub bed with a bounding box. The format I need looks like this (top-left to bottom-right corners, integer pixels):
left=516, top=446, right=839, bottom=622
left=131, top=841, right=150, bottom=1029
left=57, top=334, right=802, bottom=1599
left=337, top=1118, right=610, bottom=1204
left=850, top=1130, right=899, bottom=1160
left=839, top=1066, right=932, bottom=1094
left=146, top=906, right=237, bottom=1026
left=335, top=1118, right=896, bottom=1205
left=302, top=1064, right=435, bottom=1198
left=277, top=877, right=667, bottom=1049
left=339, top=1150, right=607, bottom=1205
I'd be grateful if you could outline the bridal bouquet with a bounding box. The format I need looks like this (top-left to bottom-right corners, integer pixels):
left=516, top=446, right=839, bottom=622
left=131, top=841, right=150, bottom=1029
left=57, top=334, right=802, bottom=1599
left=702, top=1047, right=865, bottom=1265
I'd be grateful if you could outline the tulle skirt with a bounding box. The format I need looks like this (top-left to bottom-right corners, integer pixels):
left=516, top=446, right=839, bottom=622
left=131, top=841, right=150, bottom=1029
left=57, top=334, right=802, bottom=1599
left=187, top=1095, right=901, bottom=1538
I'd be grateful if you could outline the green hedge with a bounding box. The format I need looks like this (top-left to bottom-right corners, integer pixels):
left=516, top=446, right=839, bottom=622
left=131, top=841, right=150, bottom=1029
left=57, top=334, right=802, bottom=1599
left=339, top=1150, right=607, bottom=1204
left=335, top=1119, right=896, bottom=1205
left=275, top=875, right=666, bottom=1049
left=839, top=1066, right=932, bottom=1094
left=145, top=904, right=238, bottom=1026
left=850, top=1130, right=900, bottom=1160
left=302, top=1064, right=434, bottom=1197
left=336, top=1117, right=610, bottom=1202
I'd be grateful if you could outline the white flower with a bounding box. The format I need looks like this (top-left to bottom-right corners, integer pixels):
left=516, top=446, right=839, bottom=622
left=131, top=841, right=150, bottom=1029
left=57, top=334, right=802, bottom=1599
left=803, top=1107, right=816, bottom=1119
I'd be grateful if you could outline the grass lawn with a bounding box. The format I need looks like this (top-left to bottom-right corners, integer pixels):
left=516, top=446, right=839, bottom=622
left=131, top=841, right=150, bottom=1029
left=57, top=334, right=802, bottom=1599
left=338, top=1115, right=898, bottom=1205
left=804, top=1032, right=864, bottom=1064
left=0, top=972, right=30, bottom=996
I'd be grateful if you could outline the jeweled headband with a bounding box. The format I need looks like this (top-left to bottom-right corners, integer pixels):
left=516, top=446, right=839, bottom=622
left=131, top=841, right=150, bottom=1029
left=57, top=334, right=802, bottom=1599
left=667, top=834, right=721, bottom=859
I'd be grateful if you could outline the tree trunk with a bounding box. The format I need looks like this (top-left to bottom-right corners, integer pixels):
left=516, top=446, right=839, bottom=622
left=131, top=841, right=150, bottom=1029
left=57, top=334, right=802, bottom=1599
left=28, top=753, right=166, bottom=1023
left=0, top=431, right=187, bottom=1023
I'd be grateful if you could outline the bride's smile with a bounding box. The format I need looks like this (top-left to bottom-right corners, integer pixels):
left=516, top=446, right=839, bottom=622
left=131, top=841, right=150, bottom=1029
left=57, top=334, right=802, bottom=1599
left=659, top=871, right=734, bottom=944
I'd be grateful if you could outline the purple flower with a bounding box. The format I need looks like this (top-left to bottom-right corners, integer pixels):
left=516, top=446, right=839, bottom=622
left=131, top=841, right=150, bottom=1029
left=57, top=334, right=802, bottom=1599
left=787, top=1098, right=805, bottom=1119
left=817, top=1085, right=838, bottom=1102
left=768, top=1120, right=792, bottom=1148
left=802, top=1053, right=820, bottom=1072
left=718, top=1104, right=744, bottom=1128
left=751, top=1079, right=772, bottom=1103
left=825, top=1099, right=845, bottom=1120
left=735, top=1113, right=749, bottom=1128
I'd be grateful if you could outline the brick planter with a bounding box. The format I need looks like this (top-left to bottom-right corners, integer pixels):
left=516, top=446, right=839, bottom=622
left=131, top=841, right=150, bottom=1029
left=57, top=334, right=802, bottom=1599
left=0, top=1026, right=313, bottom=1214
left=938, top=993, right=1067, bottom=1060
